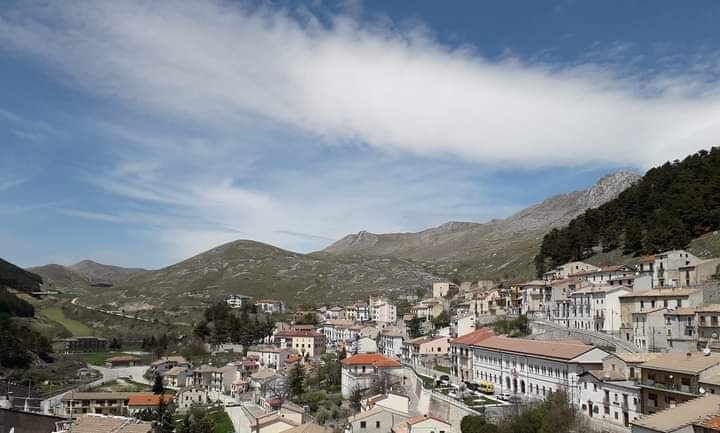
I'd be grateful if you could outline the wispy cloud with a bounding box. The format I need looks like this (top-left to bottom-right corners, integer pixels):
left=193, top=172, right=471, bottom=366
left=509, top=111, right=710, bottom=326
left=1, top=1, right=719, bottom=170
left=0, top=177, right=27, bottom=191
left=58, top=208, right=126, bottom=223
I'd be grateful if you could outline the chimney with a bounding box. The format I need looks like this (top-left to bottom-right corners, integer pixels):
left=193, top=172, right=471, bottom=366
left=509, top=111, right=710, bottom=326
left=686, top=352, right=692, bottom=360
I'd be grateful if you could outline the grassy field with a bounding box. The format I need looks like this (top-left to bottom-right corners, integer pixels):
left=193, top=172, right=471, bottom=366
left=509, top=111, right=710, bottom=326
left=40, top=306, right=94, bottom=336
left=205, top=406, right=234, bottom=433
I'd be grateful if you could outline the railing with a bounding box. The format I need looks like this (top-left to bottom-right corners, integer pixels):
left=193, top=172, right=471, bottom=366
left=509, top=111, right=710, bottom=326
left=641, top=380, right=695, bottom=395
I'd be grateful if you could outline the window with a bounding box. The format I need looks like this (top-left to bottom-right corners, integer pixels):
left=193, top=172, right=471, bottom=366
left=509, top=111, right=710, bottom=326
left=360, top=422, right=366, bottom=428
left=376, top=421, right=380, bottom=428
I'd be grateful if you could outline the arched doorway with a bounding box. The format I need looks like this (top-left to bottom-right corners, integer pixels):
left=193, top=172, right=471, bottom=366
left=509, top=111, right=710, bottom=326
left=513, top=378, right=518, bottom=393
left=520, top=380, right=526, bottom=394
left=505, top=376, right=511, bottom=390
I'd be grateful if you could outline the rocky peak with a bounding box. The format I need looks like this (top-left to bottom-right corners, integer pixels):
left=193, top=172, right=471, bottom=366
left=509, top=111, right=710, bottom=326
left=580, top=171, right=641, bottom=209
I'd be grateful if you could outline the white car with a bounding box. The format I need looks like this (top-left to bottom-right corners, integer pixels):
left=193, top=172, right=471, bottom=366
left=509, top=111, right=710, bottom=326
left=497, top=393, right=512, bottom=401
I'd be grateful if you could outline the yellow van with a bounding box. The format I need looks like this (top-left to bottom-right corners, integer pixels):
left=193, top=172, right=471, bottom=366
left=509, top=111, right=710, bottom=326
left=478, top=381, right=494, bottom=394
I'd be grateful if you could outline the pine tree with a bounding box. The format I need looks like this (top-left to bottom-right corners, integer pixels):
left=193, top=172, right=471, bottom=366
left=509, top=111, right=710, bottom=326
left=288, top=362, right=305, bottom=399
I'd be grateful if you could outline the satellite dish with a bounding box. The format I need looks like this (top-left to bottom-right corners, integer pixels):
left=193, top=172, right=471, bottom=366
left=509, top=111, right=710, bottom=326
left=700, top=387, right=707, bottom=394
left=713, top=332, right=718, bottom=339
left=704, top=345, right=712, bottom=356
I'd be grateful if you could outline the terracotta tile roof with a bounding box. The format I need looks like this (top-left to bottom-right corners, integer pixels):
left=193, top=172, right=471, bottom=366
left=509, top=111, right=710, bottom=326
left=699, top=415, right=720, bottom=430
left=127, top=394, right=172, bottom=406
left=106, top=355, right=140, bottom=362
left=276, top=330, right=324, bottom=338
left=471, top=336, right=593, bottom=361
left=341, top=353, right=401, bottom=368
left=450, top=327, right=496, bottom=346
left=407, top=415, right=450, bottom=426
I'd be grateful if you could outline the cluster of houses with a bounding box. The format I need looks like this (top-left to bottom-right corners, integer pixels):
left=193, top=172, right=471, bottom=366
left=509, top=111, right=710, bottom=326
left=506, top=249, right=720, bottom=354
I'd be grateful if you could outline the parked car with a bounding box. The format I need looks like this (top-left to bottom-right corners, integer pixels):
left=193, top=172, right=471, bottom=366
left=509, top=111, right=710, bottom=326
left=497, top=393, right=512, bottom=401
left=439, top=374, right=450, bottom=383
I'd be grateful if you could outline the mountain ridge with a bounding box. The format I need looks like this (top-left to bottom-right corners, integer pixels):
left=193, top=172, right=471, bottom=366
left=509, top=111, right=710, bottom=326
left=323, top=171, right=641, bottom=267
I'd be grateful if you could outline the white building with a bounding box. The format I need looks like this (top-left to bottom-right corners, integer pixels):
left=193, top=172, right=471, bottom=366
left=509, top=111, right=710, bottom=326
left=566, top=285, right=631, bottom=333
left=320, top=320, right=363, bottom=348
left=570, top=265, right=637, bottom=285
left=578, top=370, right=641, bottom=429
left=379, top=329, right=405, bottom=359
left=372, top=301, right=397, bottom=325
left=544, top=261, right=600, bottom=282
left=247, top=345, right=291, bottom=370
left=433, top=282, right=456, bottom=298
left=355, top=337, right=379, bottom=354
left=255, top=299, right=285, bottom=314
left=465, top=336, right=609, bottom=404
left=638, top=250, right=702, bottom=288
left=225, top=294, right=252, bottom=309
left=450, top=314, right=476, bottom=339
left=341, top=353, right=403, bottom=399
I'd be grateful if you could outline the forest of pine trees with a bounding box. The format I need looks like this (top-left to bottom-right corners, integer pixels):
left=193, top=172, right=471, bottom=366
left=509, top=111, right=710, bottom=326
left=535, top=148, right=720, bottom=276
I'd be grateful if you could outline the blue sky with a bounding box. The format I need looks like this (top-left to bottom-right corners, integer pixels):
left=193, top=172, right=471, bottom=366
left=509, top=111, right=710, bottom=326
left=1, top=0, right=720, bottom=269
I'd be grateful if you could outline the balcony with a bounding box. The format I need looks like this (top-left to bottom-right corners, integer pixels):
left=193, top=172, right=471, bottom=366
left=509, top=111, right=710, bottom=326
left=641, top=379, right=696, bottom=396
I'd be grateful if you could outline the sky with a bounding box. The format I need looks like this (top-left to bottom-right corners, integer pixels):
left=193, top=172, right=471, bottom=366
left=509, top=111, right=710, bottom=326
left=1, top=0, right=720, bottom=269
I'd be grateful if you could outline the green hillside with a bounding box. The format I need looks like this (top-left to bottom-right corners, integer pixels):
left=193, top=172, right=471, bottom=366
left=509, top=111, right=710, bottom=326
left=535, top=148, right=720, bottom=275
left=0, top=257, right=43, bottom=292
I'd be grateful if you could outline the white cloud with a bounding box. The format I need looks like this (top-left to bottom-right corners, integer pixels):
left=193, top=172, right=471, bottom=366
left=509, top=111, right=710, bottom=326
left=0, top=1, right=718, bottom=170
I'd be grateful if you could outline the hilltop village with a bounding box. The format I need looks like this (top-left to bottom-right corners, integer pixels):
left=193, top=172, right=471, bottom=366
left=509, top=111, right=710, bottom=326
left=5, top=248, right=720, bottom=433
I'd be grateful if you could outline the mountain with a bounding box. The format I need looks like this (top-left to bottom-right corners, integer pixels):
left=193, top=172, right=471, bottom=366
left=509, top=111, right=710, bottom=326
left=535, top=148, right=720, bottom=274
left=29, top=260, right=147, bottom=291
left=81, top=240, right=439, bottom=311
left=69, top=260, right=147, bottom=285
left=324, top=172, right=641, bottom=279
left=28, top=264, right=92, bottom=290
left=0, top=257, right=43, bottom=293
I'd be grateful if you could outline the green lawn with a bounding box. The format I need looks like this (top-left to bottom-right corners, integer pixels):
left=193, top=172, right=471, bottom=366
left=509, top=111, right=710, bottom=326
left=434, top=365, right=451, bottom=374
left=206, top=406, right=234, bottom=433
left=41, top=306, right=94, bottom=336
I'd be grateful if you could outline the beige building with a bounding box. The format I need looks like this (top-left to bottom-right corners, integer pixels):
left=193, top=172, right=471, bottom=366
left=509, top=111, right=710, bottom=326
left=346, top=406, right=410, bottom=433
left=403, top=336, right=449, bottom=363
left=619, top=288, right=702, bottom=346
left=392, top=415, right=453, bottom=433
left=274, top=330, right=325, bottom=358
left=639, top=352, right=720, bottom=414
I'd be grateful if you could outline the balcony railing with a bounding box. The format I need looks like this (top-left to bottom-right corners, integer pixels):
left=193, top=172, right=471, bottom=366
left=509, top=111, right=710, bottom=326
left=641, top=380, right=696, bottom=395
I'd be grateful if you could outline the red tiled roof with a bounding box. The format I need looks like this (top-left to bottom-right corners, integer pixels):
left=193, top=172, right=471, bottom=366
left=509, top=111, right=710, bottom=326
left=450, top=327, right=496, bottom=346
left=107, top=355, right=140, bottom=362
left=701, top=415, right=720, bottom=430
left=276, top=330, right=323, bottom=338
left=341, top=353, right=401, bottom=368
left=471, top=336, right=593, bottom=360
left=406, top=415, right=450, bottom=426
left=127, top=394, right=172, bottom=406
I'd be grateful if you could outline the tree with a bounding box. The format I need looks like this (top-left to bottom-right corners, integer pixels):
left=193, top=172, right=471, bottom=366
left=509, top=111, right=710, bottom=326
left=461, top=415, right=497, bottom=433
left=288, top=362, right=305, bottom=399
left=109, top=337, right=122, bottom=350
left=349, top=388, right=363, bottom=411
left=152, top=374, right=165, bottom=395
left=432, top=311, right=450, bottom=329
left=407, top=317, right=422, bottom=338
